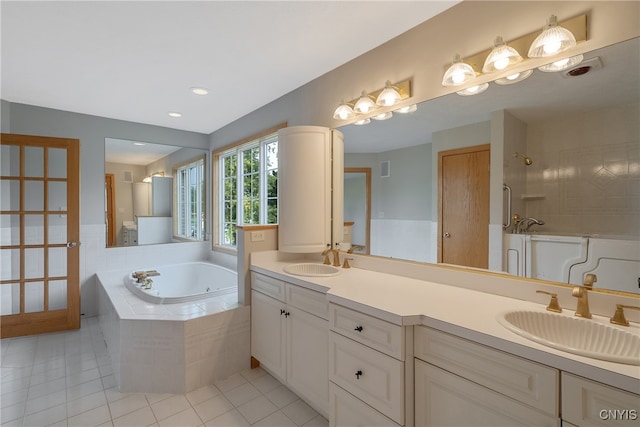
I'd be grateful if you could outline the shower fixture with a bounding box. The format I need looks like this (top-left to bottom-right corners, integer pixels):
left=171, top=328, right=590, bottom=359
left=514, top=152, right=533, bottom=165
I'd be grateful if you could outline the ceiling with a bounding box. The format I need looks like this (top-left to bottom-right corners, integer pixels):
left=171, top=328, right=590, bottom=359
left=1, top=1, right=459, bottom=135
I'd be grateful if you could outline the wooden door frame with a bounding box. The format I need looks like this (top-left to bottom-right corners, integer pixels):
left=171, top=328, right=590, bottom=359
left=344, top=167, right=371, bottom=255
left=437, top=144, right=490, bottom=264
left=105, top=174, right=116, bottom=247
left=0, top=133, right=80, bottom=338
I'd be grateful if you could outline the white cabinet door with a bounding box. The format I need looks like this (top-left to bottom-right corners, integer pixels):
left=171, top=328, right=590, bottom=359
left=287, top=306, right=329, bottom=417
left=415, top=360, right=559, bottom=427
left=251, top=290, right=286, bottom=381
left=330, top=383, right=398, bottom=427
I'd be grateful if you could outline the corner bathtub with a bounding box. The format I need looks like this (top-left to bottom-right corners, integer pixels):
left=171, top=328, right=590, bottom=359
left=125, top=262, right=236, bottom=304
left=97, top=262, right=250, bottom=394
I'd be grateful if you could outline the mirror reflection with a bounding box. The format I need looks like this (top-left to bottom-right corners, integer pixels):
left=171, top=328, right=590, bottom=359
left=105, top=138, right=207, bottom=247
left=341, top=38, right=639, bottom=295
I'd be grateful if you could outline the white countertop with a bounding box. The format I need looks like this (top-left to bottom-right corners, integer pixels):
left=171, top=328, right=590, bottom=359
left=250, top=255, right=640, bottom=395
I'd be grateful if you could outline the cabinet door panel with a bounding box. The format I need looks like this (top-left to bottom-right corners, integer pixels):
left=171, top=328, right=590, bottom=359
left=287, top=306, right=328, bottom=417
left=415, top=360, right=559, bottom=427
left=330, top=383, right=398, bottom=427
left=251, top=290, right=286, bottom=380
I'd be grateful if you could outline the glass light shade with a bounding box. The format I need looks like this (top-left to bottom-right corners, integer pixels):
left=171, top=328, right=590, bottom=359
left=395, top=104, right=417, bottom=114
left=456, top=83, right=489, bottom=96
left=354, top=118, right=371, bottom=125
left=333, top=100, right=355, bottom=120
left=528, top=15, right=577, bottom=58
left=371, top=111, right=393, bottom=121
left=354, top=91, right=377, bottom=114
left=376, top=81, right=402, bottom=107
left=482, top=36, right=523, bottom=73
left=494, top=69, right=533, bottom=85
left=442, top=54, right=476, bottom=86
left=538, top=54, right=584, bottom=72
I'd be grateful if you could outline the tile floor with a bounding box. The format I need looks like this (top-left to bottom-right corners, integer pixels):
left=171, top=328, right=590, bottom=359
left=0, top=317, right=328, bottom=427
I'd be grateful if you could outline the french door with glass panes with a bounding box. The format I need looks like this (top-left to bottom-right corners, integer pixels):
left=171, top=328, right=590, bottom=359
left=0, top=134, right=80, bottom=338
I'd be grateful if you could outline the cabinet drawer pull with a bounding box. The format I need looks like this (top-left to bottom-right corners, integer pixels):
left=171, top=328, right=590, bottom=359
left=280, top=309, right=285, bottom=315
left=355, top=370, right=363, bottom=379
left=284, top=311, right=290, bottom=317
left=354, top=325, right=363, bottom=332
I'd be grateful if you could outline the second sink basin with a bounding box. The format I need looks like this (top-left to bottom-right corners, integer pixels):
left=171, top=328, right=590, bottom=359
left=283, top=263, right=341, bottom=277
left=499, top=310, right=640, bottom=365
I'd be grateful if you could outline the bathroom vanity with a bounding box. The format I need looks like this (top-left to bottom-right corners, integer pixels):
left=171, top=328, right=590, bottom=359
left=250, top=251, right=639, bottom=426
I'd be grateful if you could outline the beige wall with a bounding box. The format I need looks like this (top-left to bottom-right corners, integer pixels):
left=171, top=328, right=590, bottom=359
left=210, top=1, right=640, bottom=149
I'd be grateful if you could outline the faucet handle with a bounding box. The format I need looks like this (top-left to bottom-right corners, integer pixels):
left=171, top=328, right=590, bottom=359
left=610, top=304, right=640, bottom=327
left=583, top=273, right=597, bottom=289
left=342, top=258, right=353, bottom=269
left=536, top=290, right=562, bottom=313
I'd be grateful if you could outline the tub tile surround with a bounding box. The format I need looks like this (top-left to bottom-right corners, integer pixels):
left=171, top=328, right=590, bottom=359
left=250, top=250, right=640, bottom=394
left=97, top=269, right=249, bottom=394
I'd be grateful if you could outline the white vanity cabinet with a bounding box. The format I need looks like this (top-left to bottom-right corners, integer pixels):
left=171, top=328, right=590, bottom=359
left=250, top=272, right=329, bottom=417
left=328, top=303, right=412, bottom=426
left=414, top=326, right=560, bottom=426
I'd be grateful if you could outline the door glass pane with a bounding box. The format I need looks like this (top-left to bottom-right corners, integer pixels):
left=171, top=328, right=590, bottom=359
left=24, top=248, right=44, bottom=279
left=0, top=249, right=20, bottom=280
left=25, top=281, right=44, bottom=313
left=48, top=280, right=67, bottom=310
left=48, top=148, right=67, bottom=179
left=0, top=283, right=21, bottom=315
left=0, top=214, right=20, bottom=245
left=48, top=214, right=67, bottom=245
left=25, top=147, right=44, bottom=178
left=0, top=145, right=20, bottom=176
left=48, top=247, right=67, bottom=277
left=48, top=182, right=67, bottom=212
left=24, top=181, right=44, bottom=211
left=0, top=180, right=20, bottom=211
left=24, top=215, right=44, bottom=245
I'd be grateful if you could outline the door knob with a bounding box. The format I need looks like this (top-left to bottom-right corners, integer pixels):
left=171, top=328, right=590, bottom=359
left=443, top=232, right=451, bottom=238
left=67, top=241, right=77, bottom=248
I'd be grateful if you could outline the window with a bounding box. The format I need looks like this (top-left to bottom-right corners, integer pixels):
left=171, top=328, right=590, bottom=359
left=174, top=157, right=205, bottom=240
left=219, top=132, right=278, bottom=247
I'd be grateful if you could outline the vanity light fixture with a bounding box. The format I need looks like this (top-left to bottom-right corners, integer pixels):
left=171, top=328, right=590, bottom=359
left=333, top=99, right=356, bottom=120
left=456, top=83, right=489, bottom=96
left=168, top=112, right=182, bottom=118
left=538, top=54, right=584, bottom=72
left=483, top=36, right=523, bottom=73
left=395, top=104, right=417, bottom=114
left=191, top=87, right=209, bottom=95
left=494, top=69, right=533, bottom=85
left=354, top=91, right=377, bottom=114
left=371, top=111, right=393, bottom=121
left=442, top=54, right=476, bottom=86
left=354, top=118, right=371, bottom=125
left=528, top=15, right=577, bottom=58
left=376, top=81, right=402, bottom=107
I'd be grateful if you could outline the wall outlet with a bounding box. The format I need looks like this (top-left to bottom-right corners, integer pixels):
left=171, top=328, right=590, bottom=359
left=251, top=230, right=265, bottom=242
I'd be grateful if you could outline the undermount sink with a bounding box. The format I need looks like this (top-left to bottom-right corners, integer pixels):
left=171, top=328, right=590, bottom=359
left=283, top=263, right=341, bottom=277
left=499, top=310, right=640, bottom=365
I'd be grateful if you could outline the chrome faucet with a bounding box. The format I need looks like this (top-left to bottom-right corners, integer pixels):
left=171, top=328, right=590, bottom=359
left=516, top=217, right=545, bottom=234
left=572, top=273, right=596, bottom=319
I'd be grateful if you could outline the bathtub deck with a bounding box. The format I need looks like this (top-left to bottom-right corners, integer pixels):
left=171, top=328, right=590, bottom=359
left=97, top=269, right=250, bottom=394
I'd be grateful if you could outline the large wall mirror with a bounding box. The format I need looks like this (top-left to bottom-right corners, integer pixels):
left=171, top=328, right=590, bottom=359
left=105, top=138, right=207, bottom=247
left=340, top=37, right=639, bottom=295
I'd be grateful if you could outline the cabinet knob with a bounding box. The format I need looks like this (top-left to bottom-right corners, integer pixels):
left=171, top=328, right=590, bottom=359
left=355, top=370, right=363, bottom=379
left=280, top=309, right=285, bottom=315
left=354, top=326, right=363, bottom=332
left=284, top=311, right=290, bottom=318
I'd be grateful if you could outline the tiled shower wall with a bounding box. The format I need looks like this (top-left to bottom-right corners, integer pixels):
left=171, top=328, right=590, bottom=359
left=524, top=103, right=639, bottom=237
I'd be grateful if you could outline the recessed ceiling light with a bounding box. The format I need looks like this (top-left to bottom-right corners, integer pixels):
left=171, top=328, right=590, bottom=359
left=168, top=112, right=182, bottom=118
left=191, top=87, right=209, bottom=95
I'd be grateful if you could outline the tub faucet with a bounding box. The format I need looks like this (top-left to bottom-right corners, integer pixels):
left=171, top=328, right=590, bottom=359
left=516, top=217, right=545, bottom=234
left=573, top=273, right=596, bottom=319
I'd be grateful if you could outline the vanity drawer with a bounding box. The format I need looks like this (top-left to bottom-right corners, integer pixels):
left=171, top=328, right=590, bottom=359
left=285, top=283, right=328, bottom=320
left=330, top=304, right=404, bottom=359
left=561, top=372, right=640, bottom=427
left=329, top=331, right=404, bottom=425
left=251, top=272, right=285, bottom=301
left=414, top=326, right=559, bottom=416
left=329, top=382, right=399, bottom=427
